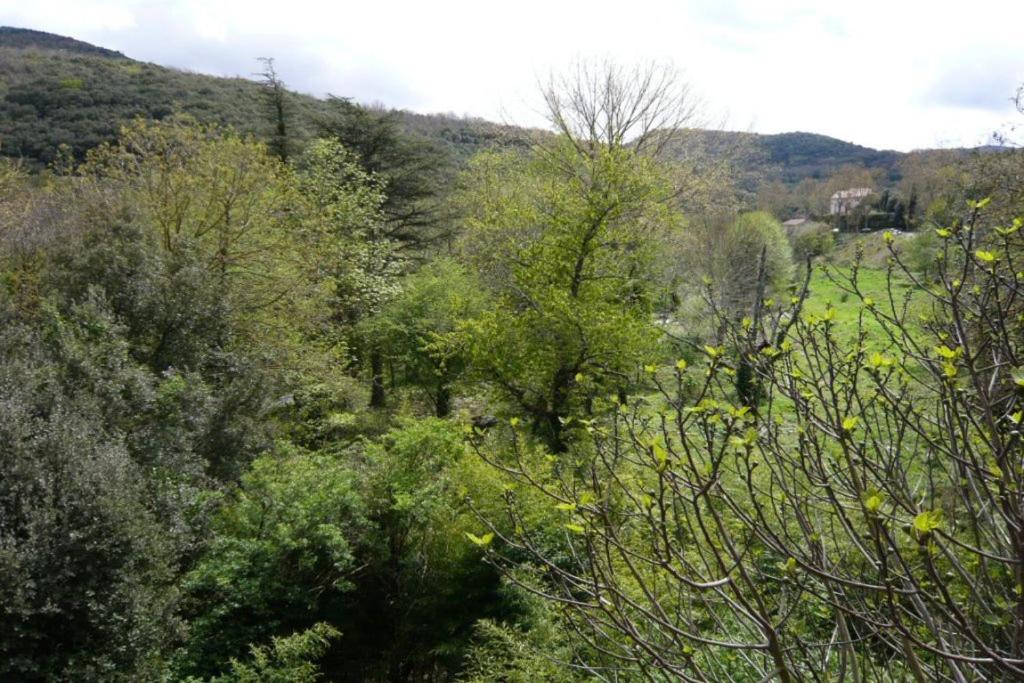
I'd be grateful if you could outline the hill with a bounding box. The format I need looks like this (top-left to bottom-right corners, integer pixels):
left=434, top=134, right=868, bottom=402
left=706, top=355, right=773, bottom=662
left=0, top=26, right=987, bottom=187
left=0, top=26, right=126, bottom=59
left=0, top=27, right=537, bottom=165
left=760, top=131, right=902, bottom=182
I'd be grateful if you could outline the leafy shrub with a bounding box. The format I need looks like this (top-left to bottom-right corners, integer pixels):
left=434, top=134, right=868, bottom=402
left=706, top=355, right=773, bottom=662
left=785, top=220, right=834, bottom=262
left=174, top=445, right=365, bottom=678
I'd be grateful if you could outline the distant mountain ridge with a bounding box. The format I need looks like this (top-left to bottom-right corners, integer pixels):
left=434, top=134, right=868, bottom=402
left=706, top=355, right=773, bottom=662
left=0, top=26, right=990, bottom=186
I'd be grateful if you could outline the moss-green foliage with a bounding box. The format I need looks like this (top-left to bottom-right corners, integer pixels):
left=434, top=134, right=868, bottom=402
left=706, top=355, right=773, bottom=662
left=760, top=131, right=902, bottom=184
left=189, top=623, right=340, bottom=683
left=455, top=141, right=680, bottom=450
left=0, top=46, right=285, bottom=164
left=0, top=26, right=127, bottom=57
left=664, top=129, right=903, bottom=189
left=175, top=446, right=365, bottom=679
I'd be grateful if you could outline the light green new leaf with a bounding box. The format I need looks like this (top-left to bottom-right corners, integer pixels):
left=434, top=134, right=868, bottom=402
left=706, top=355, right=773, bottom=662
left=465, top=531, right=494, bottom=547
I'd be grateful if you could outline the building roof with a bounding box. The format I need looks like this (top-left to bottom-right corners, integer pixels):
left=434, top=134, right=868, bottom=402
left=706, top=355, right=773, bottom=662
left=831, top=187, right=873, bottom=200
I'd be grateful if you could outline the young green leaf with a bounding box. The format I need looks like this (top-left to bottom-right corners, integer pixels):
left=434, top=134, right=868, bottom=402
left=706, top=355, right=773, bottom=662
left=465, top=532, right=494, bottom=547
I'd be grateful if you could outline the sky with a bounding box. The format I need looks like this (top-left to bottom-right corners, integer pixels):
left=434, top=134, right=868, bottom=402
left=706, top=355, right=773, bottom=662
left=2, top=0, right=1022, bottom=151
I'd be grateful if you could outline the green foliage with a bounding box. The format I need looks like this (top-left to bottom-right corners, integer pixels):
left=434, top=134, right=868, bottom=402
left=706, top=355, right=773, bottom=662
left=0, top=45, right=285, bottom=164
left=297, top=137, right=398, bottom=325
left=456, top=141, right=680, bottom=450
left=175, top=445, right=365, bottom=678
left=785, top=220, right=834, bottom=262
left=296, top=136, right=402, bottom=408
left=477, top=203, right=1024, bottom=680
left=761, top=131, right=901, bottom=184
left=338, top=418, right=508, bottom=681
left=459, top=583, right=596, bottom=683
left=373, top=258, right=486, bottom=415
left=73, top=118, right=333, bottom=374
left=0, top=297, right=183, bottom=680
left=315, top=98, right=455, bottom=247
left=0, top=27, right=127, bottom=57
left=677, top=209, right=793, bottom=322
left=202, top=623, right=339, bottom=683
left=0, top=117, right=393, bottom=679
left=5, top=42, right=1021, bottom=683
left=903, top=228, right=944, bottom=279
left=0, top=34, right=529, bottom=170
left=732, top=211, right=793, bottom=284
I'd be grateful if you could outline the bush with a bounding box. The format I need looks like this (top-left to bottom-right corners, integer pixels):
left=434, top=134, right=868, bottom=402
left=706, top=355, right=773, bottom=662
left=677, top=210, right=794, bottom=318
left=174, top=445, right=365, bottom=679
left=785, top=220, right=834, bottom=262
left=0, top=300, right=181, bottom=681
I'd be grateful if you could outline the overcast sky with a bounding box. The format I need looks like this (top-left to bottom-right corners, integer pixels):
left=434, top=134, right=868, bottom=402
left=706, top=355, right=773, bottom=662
left=2, top=0, right=1022, bottom=151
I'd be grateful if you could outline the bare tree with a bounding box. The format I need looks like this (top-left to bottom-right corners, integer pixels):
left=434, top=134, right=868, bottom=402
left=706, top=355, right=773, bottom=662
left=540, top=60, right=701, bottom=158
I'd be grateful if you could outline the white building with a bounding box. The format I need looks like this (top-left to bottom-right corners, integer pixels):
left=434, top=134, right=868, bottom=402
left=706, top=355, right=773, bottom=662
left=830, top=188, right=873, bottom=215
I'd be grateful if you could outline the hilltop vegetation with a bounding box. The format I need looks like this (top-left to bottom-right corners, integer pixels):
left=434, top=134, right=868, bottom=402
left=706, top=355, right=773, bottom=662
left=0, top=27, right=537, bottom=165
left=0, top=26, right=127, bottom=58
left=0, top=27, right=989, bottom=186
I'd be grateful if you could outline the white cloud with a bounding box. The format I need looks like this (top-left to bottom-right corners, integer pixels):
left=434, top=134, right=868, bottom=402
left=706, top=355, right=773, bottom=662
left=1, top=0, right=1021, bottom=150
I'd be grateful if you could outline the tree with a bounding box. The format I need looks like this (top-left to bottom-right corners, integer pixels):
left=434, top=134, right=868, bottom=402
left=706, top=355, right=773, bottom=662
left=175, top=445, right=365, bottom=679
left=792, top=177, right=830, bottom=217
left=73, top=117, right=326, bottom=373
left=372, top=259, right=486, bottom=416
left=755, top=178, right=795, bottom=219
left=676, top=210, right=794, bottom=325
left=44, top=118, right=342, bottom=480
left=785, top=220, right=834, bottom=263
left=540, top=59, right=699, bottom=158
left=458, top=145, right=680, bottom=451
left=0, top=296, right=183, bottom=680
left=315, top=99, right=454, bottom=250
left=202, top=623, right=339, bottom=683
left=256, top=58, right=294, bottom=162
left=295, top=137, right=402, bottom=408
left=455, top=62, right=696, bottom=452
left=344, top=418, right=507, bottom=682
left=898, top=151, right=964, bottom=229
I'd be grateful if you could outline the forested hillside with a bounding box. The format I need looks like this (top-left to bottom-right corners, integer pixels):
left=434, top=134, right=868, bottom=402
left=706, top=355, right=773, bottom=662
left=0, top=27, right=537, bottom=165
left=0, top=27, right=983, bottom=184
left=0, top=26, right=127, bottom=57
left=3, top=25, right=1024, bottom=683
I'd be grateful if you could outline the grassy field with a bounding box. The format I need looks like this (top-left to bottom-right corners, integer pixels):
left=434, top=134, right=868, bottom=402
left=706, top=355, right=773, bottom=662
left=800, top=264, right=926, bottom=348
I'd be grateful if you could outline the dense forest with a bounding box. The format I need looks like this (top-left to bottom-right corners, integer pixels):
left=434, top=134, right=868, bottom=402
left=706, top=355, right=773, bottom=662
left=3, top=26, right=1024, bottom=683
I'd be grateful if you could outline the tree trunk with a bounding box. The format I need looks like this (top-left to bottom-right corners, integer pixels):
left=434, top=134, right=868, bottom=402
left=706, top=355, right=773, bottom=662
left=370, top=348, right=386, bottom=408
left=435, top=383, right=451, bottom=418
